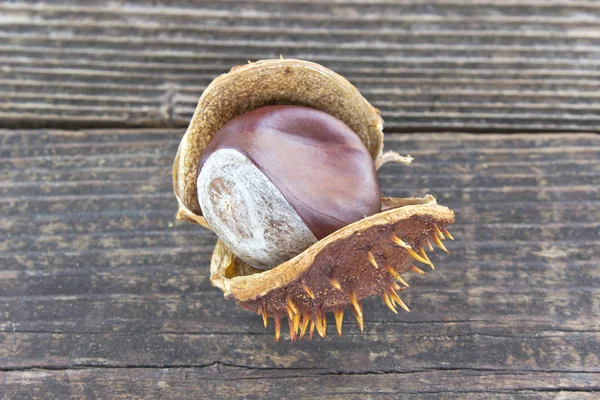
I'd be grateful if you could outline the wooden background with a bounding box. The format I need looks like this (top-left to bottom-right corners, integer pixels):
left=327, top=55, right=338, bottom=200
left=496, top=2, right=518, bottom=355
left=1, top=1, right=599, bottom=399
left=2, top=0, right=600, bottom=132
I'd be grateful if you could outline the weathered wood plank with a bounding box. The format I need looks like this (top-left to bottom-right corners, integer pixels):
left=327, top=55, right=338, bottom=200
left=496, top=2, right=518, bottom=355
left=0, top=129, right=599, bottom=397
left=1, top=172, right=598, bottom=198
left=1, top=225, right=598, bottom=255
left=2, top=203, right=599, bottom=237
left=1, top=284, right=599, bottom=332
left=2, top=367, right=599, bottom=400
left=1, top=319, right=599, bottom=371
left=1, top=1, right=599, bottom=131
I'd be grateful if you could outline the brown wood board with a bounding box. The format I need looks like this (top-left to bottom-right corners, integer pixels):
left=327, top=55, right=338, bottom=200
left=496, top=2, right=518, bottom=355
left=1, top=129, right=599, bottom=398
left=1, top=1, right=600, bottom=132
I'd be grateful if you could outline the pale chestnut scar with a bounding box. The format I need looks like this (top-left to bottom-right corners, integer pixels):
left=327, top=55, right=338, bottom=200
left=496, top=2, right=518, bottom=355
left=198, top=148, right=317, bottom=269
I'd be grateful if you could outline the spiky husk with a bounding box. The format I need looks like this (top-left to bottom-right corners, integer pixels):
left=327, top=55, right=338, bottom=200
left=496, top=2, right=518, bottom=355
left=210, top=195, right=454, bottom=341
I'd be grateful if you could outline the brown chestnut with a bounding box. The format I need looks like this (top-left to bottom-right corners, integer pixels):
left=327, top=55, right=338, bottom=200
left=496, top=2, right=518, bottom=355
left=174, top=59, right=456, bottom=341
left=197, top=105, right=381, bottom=269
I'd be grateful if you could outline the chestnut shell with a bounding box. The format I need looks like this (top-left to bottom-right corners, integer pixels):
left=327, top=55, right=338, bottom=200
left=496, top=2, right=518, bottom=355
left=198, top=105, right=382, bottom=241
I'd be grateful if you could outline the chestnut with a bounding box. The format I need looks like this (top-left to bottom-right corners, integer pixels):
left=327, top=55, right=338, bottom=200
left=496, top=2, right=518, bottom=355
left=197, top=105, right=381, bottom=269
left=173, top=59, right=455, bottom=341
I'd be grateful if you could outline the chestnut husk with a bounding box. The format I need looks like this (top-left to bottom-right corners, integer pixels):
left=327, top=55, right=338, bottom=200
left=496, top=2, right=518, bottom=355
left=173, top=59, right=455, bottom=341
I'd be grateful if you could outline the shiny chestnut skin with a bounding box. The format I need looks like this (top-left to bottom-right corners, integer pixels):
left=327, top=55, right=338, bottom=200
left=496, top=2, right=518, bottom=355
left=197, top=105, right=381, bottom=269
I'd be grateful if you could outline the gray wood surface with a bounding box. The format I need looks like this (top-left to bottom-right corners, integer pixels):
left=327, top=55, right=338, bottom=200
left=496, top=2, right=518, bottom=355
left=1, top=0, right=600, bottom=132
left=1, top=129, right=599, bottom=399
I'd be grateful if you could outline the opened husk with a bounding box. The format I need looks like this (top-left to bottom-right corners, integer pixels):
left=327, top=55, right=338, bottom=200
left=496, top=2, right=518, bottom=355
left=173, top=58, right=455, bottom=341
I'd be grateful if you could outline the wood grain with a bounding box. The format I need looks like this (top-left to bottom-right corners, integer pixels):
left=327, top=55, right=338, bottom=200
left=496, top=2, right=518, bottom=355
left=1, top=129, right=599, bottom=398
left=1, top=1, right=599, bottom=131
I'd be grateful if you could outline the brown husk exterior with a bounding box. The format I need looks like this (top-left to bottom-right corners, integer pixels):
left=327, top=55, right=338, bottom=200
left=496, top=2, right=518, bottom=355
left=211, top=195, right=454, bottom=313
